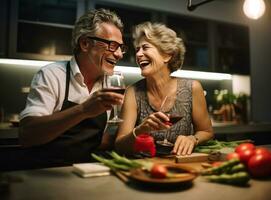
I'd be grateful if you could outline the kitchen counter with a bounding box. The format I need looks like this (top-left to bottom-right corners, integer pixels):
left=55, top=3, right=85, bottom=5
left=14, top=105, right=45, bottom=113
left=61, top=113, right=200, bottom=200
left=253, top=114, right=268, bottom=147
left=1, top=160, right=271, bottom=200
left=1, top=122, right=271, bottom=147
left=213, top=122, right=271, bottom=144
left=0, top=123, right=19, bottom=147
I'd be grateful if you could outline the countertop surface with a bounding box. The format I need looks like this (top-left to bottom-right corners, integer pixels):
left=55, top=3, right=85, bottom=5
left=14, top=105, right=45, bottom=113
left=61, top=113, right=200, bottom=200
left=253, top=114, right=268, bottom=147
left=1, top=122, right=271, bottom=138
left=1, top=122, right=271, bottom=147
left=213, top=122, right=271, bottom=134
left=1, top=158, right=271, bottom=200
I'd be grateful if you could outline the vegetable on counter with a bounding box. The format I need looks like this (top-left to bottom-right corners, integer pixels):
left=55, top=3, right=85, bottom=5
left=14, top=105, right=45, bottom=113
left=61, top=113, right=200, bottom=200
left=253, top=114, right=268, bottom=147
left=201, top=158, right=250, bottom=186
left=92, top=152, right=193, bottom=180
left=150, top=164, right=168, bottom=179
left=203, top=172, right=250, bottom=185
left=232, top=143, right=271, bottom=178
left=194, top=139, right=253, bottom=154
left=91, top=151, right=152, bottom=171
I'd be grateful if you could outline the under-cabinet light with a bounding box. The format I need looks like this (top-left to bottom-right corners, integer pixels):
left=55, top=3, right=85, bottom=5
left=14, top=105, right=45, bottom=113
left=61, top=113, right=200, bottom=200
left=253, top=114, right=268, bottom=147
left=171, top=70, right=232, bottom=80
left=0, top=59, right=232, bottom=80
left=0, top=58, right=52, bottom=66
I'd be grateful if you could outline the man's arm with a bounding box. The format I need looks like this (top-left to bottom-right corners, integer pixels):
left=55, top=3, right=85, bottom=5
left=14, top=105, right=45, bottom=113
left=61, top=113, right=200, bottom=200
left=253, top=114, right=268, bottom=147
left=19, top=103, right=87, bottom=147
left=19, top=90, right=124, bottom=147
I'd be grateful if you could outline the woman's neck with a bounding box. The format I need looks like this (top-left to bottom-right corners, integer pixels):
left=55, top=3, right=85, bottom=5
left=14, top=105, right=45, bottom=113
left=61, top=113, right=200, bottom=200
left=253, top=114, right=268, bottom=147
left=146, top=75, right=177, bottom=110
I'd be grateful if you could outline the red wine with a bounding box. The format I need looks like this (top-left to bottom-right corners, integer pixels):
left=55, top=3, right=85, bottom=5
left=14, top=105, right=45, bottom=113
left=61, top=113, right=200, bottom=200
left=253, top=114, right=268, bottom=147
left=103, top=88, right=125, bottom=95
left=169, top=114, right=183, bottom=124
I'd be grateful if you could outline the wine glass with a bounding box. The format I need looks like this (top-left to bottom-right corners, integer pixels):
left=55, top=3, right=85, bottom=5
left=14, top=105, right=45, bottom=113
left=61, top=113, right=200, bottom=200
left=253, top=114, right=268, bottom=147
left=156, top=96, right=183, bottom=147
left=103, top=71, right=126, bottom=124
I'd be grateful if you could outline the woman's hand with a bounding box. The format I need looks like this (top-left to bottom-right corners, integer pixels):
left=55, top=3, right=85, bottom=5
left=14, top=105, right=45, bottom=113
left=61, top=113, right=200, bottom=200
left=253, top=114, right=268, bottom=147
left=172, top=135, right=197, bottom=155
left=136, top=112, right=171, bottom=133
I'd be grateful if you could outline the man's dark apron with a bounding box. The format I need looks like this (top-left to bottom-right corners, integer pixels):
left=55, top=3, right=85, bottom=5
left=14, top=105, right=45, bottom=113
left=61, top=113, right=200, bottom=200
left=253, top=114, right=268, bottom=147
left=21, top=62, right=107, bottom=168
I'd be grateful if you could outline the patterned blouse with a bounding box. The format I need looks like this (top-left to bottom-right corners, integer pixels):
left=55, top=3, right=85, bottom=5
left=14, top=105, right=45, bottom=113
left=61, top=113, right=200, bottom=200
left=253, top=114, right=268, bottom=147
left=134, top=78, right=194, bottom=144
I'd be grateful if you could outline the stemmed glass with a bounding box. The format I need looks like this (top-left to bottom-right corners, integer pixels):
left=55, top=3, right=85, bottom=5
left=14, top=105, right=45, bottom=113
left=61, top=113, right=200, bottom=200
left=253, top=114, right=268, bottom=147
left=156, top=96, right=183, bottom=147
left=103, top=71, right=126, bottom=124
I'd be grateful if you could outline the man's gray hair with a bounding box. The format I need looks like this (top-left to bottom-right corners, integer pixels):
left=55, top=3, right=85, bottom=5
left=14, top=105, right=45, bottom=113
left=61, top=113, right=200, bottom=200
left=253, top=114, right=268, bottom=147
left=72, top=8, right=123, bottom=54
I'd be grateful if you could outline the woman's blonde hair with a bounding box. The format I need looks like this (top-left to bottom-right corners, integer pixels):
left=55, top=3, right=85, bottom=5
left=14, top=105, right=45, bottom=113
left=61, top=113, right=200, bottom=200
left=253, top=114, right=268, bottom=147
left=132, top=22, right=186, bottom=72
left=72, top=8, right=123, bottom=54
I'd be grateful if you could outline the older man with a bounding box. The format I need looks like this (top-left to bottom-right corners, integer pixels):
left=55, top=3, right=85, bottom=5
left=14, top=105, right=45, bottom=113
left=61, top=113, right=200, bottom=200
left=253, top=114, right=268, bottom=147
left=19, top=8, right=127, bottom=167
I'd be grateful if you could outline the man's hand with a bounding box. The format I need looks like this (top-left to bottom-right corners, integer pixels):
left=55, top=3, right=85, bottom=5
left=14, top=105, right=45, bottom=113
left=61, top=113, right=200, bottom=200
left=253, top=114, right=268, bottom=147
left=81, top=90, right=124, bottom=118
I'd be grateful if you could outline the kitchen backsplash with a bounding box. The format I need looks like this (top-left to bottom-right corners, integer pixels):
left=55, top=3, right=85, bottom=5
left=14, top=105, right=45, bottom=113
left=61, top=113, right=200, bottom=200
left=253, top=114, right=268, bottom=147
left=0, top=60, right=249, bottom=123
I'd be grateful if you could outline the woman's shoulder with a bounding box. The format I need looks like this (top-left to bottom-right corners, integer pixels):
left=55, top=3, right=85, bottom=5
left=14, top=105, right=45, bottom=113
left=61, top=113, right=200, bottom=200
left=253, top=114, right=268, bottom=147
left=132, top=78, right=146, bottom=91
left=177, top=78, right=194, bottom=89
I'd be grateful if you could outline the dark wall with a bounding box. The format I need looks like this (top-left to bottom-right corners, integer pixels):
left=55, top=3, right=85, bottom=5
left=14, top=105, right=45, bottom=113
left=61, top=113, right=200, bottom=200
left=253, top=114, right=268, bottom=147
left=0, top=0, right=9, bottom=57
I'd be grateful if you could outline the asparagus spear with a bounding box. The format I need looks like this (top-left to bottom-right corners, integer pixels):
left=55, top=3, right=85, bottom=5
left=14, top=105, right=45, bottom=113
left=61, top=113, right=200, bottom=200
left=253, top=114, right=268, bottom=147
left=204, top=172, right=250, bottom=185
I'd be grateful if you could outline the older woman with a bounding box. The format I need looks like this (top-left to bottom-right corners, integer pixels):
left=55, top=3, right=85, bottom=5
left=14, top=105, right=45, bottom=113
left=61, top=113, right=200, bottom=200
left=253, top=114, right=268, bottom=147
left=115, top=22, right=213, bottom=156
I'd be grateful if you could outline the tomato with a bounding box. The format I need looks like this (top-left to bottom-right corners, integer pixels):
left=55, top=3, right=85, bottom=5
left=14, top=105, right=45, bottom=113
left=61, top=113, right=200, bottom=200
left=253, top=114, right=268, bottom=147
left=150, top=164, right=168, bottom=179
left=254, top=147, right=271, bottom=156
left=238, top=149, right=255, bottom=165
left=226, top=152, right=240, bottom=160
left=212, top=161, right=223, bottom=167
left=248, top=153, right=271, bottom=178
left=235, top=143, right=255, bottom=154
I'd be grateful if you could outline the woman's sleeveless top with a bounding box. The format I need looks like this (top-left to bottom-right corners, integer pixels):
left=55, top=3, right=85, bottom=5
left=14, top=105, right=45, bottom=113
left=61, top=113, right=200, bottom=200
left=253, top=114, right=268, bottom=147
left=134, top=78, right=193, bottom=144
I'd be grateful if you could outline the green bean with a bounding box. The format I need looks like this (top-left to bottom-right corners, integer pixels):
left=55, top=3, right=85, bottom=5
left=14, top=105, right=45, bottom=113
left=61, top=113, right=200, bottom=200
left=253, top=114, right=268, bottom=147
left=194, top=148, right=214, bottom=154
left=109, top=151, right=141, bottom=168
left=228, top=163, right=246, bottom=174
left=201, top=158, right=240, bottom=175
left=91, top=153, right=132, bottom=171
left=204, top=172, right=250, bottom=185
left=196, top=144, right=222, bottom=149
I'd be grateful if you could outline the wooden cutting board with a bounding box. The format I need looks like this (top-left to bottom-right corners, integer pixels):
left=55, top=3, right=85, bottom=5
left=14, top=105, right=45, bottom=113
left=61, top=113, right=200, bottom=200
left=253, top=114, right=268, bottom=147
left=175, top=153, right=210, bottom=163
left=175, top=148, right=235, bottom=163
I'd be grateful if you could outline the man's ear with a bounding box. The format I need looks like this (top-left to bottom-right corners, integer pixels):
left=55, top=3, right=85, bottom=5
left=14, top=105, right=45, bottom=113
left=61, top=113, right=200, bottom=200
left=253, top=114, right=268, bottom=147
left=78, top=37, right=90, bottom=52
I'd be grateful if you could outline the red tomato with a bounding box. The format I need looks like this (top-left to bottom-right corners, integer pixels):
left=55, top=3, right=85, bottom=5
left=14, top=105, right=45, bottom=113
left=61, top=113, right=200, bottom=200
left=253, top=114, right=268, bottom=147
left=150, top=164, right=168, bottom=179
left=235, top=143, right=255, bottom=154
left=212, top=161, right=223, bottom=167
left=238, top=149, right=255, bottom=165
left=254, top=147, right=271, bottom=156
left=248, top=153, right=271, bottom=178
left=226, top=152, right=240, bottom=160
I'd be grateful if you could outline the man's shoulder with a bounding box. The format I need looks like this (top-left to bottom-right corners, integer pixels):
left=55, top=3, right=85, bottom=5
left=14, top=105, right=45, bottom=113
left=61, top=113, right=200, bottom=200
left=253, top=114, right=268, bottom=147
left=40, top=61, right=68, bottom=73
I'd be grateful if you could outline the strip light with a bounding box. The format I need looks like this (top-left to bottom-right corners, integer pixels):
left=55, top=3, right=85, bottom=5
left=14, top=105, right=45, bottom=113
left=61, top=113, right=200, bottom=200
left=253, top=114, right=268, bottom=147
left=0, top=58, right=52, bottom=66
left=171, top=69, right=232, bottom=80
left=0, top=59, right=232, bottom=80
left=117, top=66, right=231, bottom=80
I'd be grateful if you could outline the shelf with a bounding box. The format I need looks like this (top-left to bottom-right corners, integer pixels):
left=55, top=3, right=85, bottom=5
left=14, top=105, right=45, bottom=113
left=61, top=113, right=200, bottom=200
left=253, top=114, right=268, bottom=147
left=18, top=19, right=74, bottom=29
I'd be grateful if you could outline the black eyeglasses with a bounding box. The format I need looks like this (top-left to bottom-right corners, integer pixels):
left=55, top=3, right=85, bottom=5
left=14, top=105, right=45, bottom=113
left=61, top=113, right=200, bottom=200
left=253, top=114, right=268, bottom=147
left=87, top=36, right=128, bottom=54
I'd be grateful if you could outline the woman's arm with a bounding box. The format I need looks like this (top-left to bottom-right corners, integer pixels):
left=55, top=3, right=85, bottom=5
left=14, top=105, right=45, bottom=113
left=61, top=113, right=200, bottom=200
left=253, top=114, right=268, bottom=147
left=115, top=86, right=169, bottom=155
left=191, top=80, right=214, bottom=143
left=172, top=80, right=213, bottom=155
left=115, top=86, right=138, bottom=155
